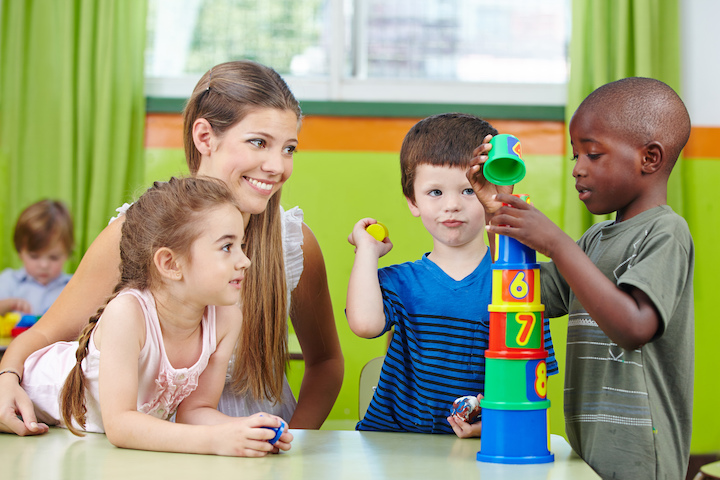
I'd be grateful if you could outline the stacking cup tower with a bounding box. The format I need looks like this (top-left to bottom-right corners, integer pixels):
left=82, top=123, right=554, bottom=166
left=477, top=194, right=554, bottom=464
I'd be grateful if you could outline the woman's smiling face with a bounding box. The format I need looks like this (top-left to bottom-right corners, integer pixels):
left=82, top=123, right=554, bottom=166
left=196, top=108, right=299, bottom=215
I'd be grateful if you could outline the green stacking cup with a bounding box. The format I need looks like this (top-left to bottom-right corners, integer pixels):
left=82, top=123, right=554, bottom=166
left=484, top=134, right=526, bottom=186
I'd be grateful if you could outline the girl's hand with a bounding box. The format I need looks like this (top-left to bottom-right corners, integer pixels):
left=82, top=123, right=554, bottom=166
left=466, top=135, right=514, bottom=219
left=213, top=413, right=293, bottom=457
left=0, top=373, right=49, bottom=435
left=487, top=193, right=570, bottom=259
left=347, top=218, right=393, bottom=257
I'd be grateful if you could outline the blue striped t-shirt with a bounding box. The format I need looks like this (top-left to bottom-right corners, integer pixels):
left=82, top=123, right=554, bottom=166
left=357, top=252, right=558, bottom=434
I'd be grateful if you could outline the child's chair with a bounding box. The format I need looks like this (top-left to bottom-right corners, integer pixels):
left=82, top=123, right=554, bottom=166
left=358, top=356, right=384, bottom=419
left=694, top=460, right=720, bottom=480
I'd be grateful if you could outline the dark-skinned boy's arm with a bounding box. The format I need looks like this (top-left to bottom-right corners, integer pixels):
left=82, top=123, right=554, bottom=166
left=488, top=194, right=660, bottom=350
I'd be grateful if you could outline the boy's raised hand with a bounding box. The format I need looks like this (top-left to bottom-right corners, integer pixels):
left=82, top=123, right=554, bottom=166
left=347, top=218, right=393, bottom=257
left=486, top=193, right=571, bottom=259
left=346, top=217, right=391, bottom=338
left=466, top=135, right=514, bottom=219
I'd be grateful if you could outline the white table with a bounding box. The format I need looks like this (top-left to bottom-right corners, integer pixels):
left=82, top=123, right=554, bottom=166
left=0, top=428, right=599, bottom=479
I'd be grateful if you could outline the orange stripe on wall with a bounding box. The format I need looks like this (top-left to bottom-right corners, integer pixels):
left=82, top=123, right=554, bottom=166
left=145, top=113, right=184, bottom=149
left=298, top=116, right=565, bottom=155
left=298, top=116, right=411, bottom=153
left=685, top=127, right=720, bottom=159
left=146, top=113, right=566, bottom=155
left=145, top=113, right=718, bottom=159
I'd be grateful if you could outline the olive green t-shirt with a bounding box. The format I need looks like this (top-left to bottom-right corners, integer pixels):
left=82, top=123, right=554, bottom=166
left=541, top=205, right=694, bottom=480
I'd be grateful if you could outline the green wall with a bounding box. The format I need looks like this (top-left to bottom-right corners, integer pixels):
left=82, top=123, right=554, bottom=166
left=281, top=150, right=569, bottom=435
left=145, top=147, right=720, bottom=453
left=683, top=159, right=720, bottom=453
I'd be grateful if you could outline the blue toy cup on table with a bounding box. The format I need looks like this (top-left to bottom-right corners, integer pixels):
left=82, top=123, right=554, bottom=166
left=477, top=408, right=554, bottom=464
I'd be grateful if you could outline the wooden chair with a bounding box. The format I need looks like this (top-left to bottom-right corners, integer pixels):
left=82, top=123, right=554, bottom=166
left=694, top=460, right=720, bottom=480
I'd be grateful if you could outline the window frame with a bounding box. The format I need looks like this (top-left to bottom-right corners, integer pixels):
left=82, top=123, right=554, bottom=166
left=144, top=0, right=568, bottom=118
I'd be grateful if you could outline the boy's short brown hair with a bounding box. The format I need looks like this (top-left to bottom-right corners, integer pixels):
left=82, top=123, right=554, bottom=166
left=400, top=113, right=497, bottom=202
left=13, top=199, right=74, bottom=255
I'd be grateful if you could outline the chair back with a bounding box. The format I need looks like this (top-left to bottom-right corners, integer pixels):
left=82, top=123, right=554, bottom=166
left=358, top=356, right=385, bottom=419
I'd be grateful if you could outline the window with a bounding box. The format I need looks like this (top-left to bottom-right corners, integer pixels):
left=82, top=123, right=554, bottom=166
left=145, top=0, right=569, bottom=107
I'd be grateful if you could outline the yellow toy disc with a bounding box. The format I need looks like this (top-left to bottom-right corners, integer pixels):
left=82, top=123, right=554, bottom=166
left=366, top=222, right=388, bottom=241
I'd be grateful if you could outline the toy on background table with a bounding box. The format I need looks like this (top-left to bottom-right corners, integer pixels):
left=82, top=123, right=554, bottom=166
left=0, top=312, right=21, bottom=337
left=451, top=395, right=481, bottom=423
left=476, top=194, right=554, bottom=465
left=11, top=314, right=40, bottom=337
left=483, top=134, right=526, bottom=186
left=366, top=222, right=389, bottom=242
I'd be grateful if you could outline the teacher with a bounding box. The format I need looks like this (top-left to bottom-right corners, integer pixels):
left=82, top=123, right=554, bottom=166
left=0, top=60, right=344, bottom=435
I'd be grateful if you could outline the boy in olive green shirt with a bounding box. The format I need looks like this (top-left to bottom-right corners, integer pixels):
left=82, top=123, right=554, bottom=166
left=471, top=77, right=693, bottom=479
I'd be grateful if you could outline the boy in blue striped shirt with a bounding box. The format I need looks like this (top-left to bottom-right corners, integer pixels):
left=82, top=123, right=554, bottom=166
left=346, top=113, right=558, bottom=436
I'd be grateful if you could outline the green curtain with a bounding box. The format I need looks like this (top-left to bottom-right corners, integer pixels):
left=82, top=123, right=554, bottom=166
left=563, top=0, right=684, bottom=239
left=0, top=0, right=147, bottom=271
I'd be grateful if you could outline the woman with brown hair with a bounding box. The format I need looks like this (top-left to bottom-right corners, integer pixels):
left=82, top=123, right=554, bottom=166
left=0, top=60, right=344, bottom=435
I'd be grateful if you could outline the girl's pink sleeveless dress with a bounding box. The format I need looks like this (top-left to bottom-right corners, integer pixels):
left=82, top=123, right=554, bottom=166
left=22, top=288, right=217, bottom=432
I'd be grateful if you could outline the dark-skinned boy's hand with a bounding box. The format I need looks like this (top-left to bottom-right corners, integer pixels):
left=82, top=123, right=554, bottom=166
left=466, top=135, right=514, bottom=221
left=487, top=193, right=573, bottom=259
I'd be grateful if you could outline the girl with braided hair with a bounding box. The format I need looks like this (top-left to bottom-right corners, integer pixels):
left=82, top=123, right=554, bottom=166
left=0, top=61, right=343, bottom=436
left=19, top=177, right=292, bottom=456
